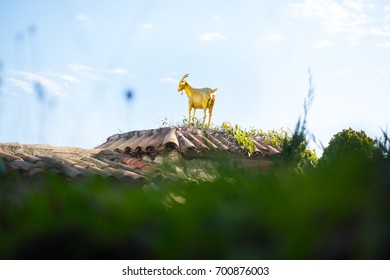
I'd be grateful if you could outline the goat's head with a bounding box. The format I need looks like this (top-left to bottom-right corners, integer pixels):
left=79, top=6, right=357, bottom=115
left=177, top=73, right=189, bottom=94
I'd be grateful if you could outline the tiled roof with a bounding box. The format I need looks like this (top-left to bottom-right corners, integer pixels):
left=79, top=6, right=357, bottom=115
left=0, top=127, right=280, bottom=182
left=0, top=143, right=148, bottom=182
left=96, top=127, right=281, bottom=158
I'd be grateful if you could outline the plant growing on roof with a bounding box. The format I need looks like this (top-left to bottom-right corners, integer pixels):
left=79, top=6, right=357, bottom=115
left=220, top=122, right=256, bottom=155
left=177, top=73, right=217, bottom=128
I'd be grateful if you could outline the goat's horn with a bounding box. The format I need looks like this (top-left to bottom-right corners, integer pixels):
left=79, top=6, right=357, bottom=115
left=180, top=73, right=189, bottom=81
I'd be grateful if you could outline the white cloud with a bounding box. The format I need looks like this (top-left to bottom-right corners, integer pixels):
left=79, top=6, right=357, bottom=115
left=312, top=40, right=336, bottom=49
left=68, top=64, right=94, bottom=73
left=68, top=64, right=103, bottom=81
left=385, top=3, right=390, bottom=20
left=60, top=75, right=81, bottom=85
left=199, top=32, right=226, bottom=42
left=379, top=64, right=390, bottom=77
left=159, top=71, right=179, bottom=84
left=7, top=78, right=33, bottom=94
left=12, top=71, right=65, bottom=97
left=76, top=13, right=90, bottom=22
left=370, top=27, right=390, bottom=37
left=109, top=68, right=127, bottom=75
left=137, top=23, right=154, bottom=32
left=343, top=0, right=366, bottom=11
left=68, top=64, right=128, bottom=81
left=287, top=0, right=371, bottom=43
left=337, top=64, right=354, bottom=77
left=377, top=41, right=390, bottom=48
left=75, top=13, right=94, bottom=29
left=213, top=15, right=222, bottom=21
left=160, top=76, right=178, bottom=84
left=259, top=32, right=286, bottom=42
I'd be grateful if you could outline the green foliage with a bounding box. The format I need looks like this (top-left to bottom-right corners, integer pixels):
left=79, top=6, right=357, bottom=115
left=220, top=122, right=256, bottom=155
left=276, top=68, right=318, bottom=173
left=280, top=133, right=318, bottom=173
left=1, top=150, right=389, bottom=259
left=259, top=128, right=292, bottom=148
left=375, top=128, right=390, bottom=160
left=160, top=118, right=319, bottom=170
left=258, top=127, right=318, bottom=172
left=160, top=116, right=204, bottom=128
left=319, top=128, right=376, bottom=169
left=160, top=117, right=169, bottom=127
left=183, top=116, right=203, bottom=128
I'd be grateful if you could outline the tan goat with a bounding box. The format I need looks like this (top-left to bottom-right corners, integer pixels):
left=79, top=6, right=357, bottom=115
left=177, top=73, right=217, bottom=128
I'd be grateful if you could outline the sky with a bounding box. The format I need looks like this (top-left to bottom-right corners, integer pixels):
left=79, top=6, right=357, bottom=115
left=0, top=0, right=389, bottom=154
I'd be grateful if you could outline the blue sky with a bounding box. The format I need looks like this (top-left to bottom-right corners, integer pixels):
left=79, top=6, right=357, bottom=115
left=0, top=0, right=389, bottom=153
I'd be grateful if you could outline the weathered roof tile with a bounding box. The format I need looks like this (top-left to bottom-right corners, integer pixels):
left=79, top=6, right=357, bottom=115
left=114, top=135, right=138, bottom=153
left=1, top=127, right=280, bottom=182
left=12, top=160, right=35, bottom=171
left=206, top=133, right=229, bottom=151
left=176, top=130, right=196, bottom=151
left=28, top=167, right=44, bottom=177
left=0, top=151, right=22, bottom=162
left=81, top=156, right=109, bottom=169
left=104, top=137, right=128, bottom=151
left=185, top=133, right=209, bottom=151
left=15, top=153, right=41, bottom=163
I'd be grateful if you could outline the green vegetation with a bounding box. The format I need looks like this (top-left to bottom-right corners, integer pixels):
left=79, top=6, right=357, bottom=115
left=0, top=127, right=389, bottom=259
left=319, top=128, right=376, bottom=169
left=2, top=71, right=387, bottom=259
left=161, top=116, right=318, bottom=172
left=219, top=121, right=257, bottom=155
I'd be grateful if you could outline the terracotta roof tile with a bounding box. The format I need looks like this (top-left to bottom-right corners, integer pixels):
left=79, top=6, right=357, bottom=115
left=206, top=133, right=229, bottom=151
left=0, top=143, right=146, bottom=182
left=15, top=153, right=41, bottom=163
left=97, top=127, right=281, bottom=158
left=95, top=138, right=116, bottom=150
left=12, top=160, right=35, bottom=171
left=185, top=133, right=209, bottom=151
left=176, top=130, right=196, bottom=152
left=123, top=156, right=147, bottom=169
left=212, top=132, right=238, bottom=152
left=28, top=167, right=44, bottom=177
left=81, top=156, right=109, bottom=169
left=1, top=127, right=280, bottom=182
left=0, top=151, right=23, bottom=162
left=145, top=133, right=165, bottom=152
left=162, top=128, right=179, bottom=149
left=104, top=137, right=128, bottom=151
left=195, top=134, right=218, bottom=150
left=114, top=135, right=138, bottom=153
left=86, top=165, right=116, bottom=180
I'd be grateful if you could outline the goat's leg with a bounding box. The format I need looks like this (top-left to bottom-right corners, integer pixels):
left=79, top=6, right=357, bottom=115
left=192, top=108, right=197, bottom=125
left=188, top=106, right=192, bottom=126
left=201, top=109, right=207, bottom=128
left=207, top=106, right=213, bottom=128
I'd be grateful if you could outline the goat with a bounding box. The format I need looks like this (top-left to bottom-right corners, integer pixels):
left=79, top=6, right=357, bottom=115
left=177, top=73, right=217, bottom=128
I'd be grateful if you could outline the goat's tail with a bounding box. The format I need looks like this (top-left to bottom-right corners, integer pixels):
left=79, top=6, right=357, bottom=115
left=207, top=97, right=215, bottom=110
left=207, top=91, right=216, bottom=109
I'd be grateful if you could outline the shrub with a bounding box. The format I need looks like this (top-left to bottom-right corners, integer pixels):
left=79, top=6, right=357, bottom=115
left=319, top=128, right=375, bottom=169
